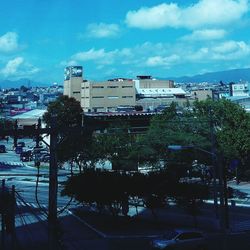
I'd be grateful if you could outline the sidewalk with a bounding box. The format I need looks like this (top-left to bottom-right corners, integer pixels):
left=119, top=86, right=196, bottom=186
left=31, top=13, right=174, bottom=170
left=69, top=197, right=250, bottom=237
left=4, top=198, right=250, bottom=250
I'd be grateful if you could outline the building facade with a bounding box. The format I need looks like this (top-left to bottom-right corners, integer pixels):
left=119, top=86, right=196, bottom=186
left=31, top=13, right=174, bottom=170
left=81, top=79, right=136, bottom=112
left=229, top=82, right=249, bottom=97
left=63, top=66, right=189, bottom=112
left=63, top=66, right=83, bottom=102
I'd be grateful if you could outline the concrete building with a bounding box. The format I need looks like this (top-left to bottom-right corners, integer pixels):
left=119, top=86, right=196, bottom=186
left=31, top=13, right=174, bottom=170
left=63, top=66, right=83, bottom=102
left=229, top=82, right=249, bottom=97
left=190, top=89, right=213, bottom=101
left=81, top=79, right=136, bottom=112
left=63, top=66, right=188, bottom=112
left=134, top=75, right=187, bottom=110
left=135, top=75, right=174, bottom=88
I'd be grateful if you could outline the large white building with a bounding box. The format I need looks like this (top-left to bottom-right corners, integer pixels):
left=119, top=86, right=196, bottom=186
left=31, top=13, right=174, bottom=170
left=229, top=82, right=249, bottom=97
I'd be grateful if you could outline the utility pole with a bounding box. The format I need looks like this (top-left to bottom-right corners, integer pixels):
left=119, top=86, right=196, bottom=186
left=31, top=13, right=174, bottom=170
left=13, top=120, right=18, bottom=148
left=1, top=179, right=6, bottom=250
left=48, top=116, right=59, bottom=250
left=10, top=185, right=16, bottom=250
left=36, top=118, right=41, bottom=148
left=219, top=154, right=229, bottom=231
left=209, top=107, right=218, bottom=217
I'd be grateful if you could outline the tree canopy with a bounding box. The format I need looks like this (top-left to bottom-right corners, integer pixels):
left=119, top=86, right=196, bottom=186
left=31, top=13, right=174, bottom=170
left=43, top=95, right=83, bottom=128
left=43, top=95, right=85, bottom=165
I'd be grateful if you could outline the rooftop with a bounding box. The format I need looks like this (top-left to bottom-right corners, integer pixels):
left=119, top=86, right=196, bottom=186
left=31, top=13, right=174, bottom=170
left=11, top=109, right=46, bottom=119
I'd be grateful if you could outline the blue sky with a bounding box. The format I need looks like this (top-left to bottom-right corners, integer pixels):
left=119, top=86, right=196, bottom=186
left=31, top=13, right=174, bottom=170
left=0, top=0, right=250, bottom=84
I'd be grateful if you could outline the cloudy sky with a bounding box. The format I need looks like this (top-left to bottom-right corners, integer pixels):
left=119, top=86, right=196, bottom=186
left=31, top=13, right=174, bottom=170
left=0, top=0, right=250, bottom=84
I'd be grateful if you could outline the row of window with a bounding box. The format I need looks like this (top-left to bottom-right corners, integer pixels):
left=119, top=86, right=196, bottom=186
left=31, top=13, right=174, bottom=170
left=82, top=85, right=133, bottom=89
left=92, top=106, right=116, bottom=109
left=92, top=96, right=133, bottom=99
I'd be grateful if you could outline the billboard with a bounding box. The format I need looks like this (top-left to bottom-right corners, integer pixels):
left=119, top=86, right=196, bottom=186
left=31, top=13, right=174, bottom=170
left=71, top=66, right=83, bottom=77
left=64, top=66, right=83, bottom=80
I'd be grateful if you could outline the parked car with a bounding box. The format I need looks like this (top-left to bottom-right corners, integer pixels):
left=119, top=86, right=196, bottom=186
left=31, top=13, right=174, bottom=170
left=20, top=150, right=32, bottom=162
left=31, top=146, right=49, bottom=162
left=17, top=141, right=25, bottom=147
left=15, top=145, right=23, bottom=154
left=151, top=229, right=206, bottom=250
left=0, top=145, right=6, bottom=153
left=40, top=154, right=50, bottom=162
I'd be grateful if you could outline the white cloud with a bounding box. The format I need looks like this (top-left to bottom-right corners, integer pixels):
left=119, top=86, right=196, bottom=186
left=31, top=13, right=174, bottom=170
left=181, top=29, right=227, bottom=41
left=187, top=47, right=210, bottom=61
left=86, top=23, right=120, bottom=38
left=72, top=48, right=118, bottom=65
left=0, top=32, right=19, bottom=52
left=73, top=49, right=107, bottom=61
left=212, top=40, right=248, bottom=53
left=1, top=57, right=24, bottom=76
left=211, top=40, right=250, bottom=59
left=0, top=57, right=39, bottom=78
left=125, top=0, right=249, bottom=29
left=62, top=39, right=250, bottom=77
left=146, top=55, right=180, bottom=67
left=126, top=3, right=181, bottom=29
left=186, top=40, right=250, bottom=61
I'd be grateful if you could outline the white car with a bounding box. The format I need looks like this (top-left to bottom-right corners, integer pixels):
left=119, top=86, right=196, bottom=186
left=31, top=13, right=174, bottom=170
left=151, top=229, right=206, bottom=250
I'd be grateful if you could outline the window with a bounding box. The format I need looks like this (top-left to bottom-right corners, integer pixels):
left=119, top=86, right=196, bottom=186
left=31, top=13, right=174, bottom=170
left=108, top=96, right=119, bottom=99
left=73, top=91, right=80, bottom=94
left=93, top=86, right=104, bottom=88
left=122, top=96, right=133, bottom=98
left=122, top=86, right=133, bottom=88
left=107, top=86, right=119, bottom=88
left=92, top=96, right=104, bottom=98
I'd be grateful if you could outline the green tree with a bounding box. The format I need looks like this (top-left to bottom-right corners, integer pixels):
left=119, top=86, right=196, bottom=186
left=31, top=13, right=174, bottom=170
left=138, top=102, right=210, bottom=174
left=92, top=121, right=138, bottom=171
left=43, top=96, right=86, bottom=167
left=193, top=98, right=250, bottom=175
left=43, top=95, right=83, bottom=128
left=139, top=98, right=250, bottom=181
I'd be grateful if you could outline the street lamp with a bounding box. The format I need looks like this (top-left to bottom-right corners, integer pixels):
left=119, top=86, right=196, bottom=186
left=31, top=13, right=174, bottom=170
left=167, top=144, right=229, bottom=231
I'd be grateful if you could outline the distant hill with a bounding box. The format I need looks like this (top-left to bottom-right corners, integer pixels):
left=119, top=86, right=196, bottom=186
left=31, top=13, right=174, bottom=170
left=167, top=68, right=250, bottom=83
left=1, top=68, right=250, bottom=88
left=0, top=78, right=48, bottom=89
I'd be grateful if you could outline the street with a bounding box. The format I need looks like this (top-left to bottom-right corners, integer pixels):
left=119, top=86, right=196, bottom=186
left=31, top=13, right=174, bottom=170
left=1, top=138, right=250, bottom=249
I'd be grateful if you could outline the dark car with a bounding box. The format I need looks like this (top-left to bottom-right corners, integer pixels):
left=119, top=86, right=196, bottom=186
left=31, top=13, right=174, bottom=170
left=15, top=146, right=23, bottom=154
left=0, top=145, right=6, bottom=153
left=40, top=154, right=50, bottom=163
left=151, top=229, right=206, bottom=250
left=31, top=147, right=49, bottom=162
left=20, top=150, right=32, bottom=162
left=17, top=141, right=25, bottom=147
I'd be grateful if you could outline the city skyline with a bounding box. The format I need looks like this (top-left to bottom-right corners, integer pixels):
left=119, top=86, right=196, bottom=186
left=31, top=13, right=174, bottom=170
left=0, top=0, right=250, bottom=84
